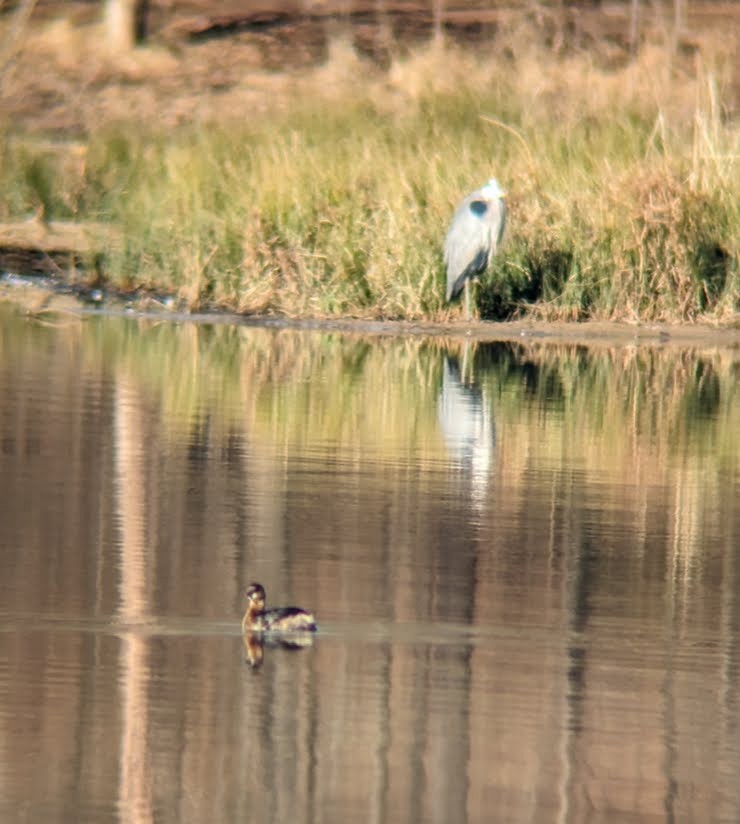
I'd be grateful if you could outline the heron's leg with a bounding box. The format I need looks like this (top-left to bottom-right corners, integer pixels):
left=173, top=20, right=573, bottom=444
left=464, top=279, right=471, bottom=321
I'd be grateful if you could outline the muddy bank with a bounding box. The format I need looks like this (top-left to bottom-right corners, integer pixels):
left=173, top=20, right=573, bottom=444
left=3, top=275, right=738, bottom=350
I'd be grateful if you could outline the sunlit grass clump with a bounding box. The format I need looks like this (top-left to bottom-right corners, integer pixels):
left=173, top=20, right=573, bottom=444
left=1, top=31, right=737, bottom=322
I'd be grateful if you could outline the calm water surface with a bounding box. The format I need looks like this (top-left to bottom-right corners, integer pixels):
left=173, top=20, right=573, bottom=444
left=1, top=303, right=739, bottom=822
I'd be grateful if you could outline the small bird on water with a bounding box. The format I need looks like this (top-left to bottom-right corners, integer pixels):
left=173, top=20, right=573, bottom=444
left=241, top=582, right=317, bottom=633
left=444, top=178, right=507, bottom=320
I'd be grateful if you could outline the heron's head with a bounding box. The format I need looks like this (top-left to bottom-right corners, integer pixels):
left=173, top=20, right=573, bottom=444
left=482, top=179, right=506, bottom=200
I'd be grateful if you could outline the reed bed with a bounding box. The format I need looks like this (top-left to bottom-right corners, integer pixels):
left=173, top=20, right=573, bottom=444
left=0, top=26, right=737, bottom=322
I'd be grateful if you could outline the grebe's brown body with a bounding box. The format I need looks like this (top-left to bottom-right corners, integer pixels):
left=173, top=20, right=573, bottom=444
left=242, top=583, right=317, bottom=633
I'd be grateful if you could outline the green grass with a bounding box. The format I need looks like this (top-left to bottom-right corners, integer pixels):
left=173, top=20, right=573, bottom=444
left=0, top=39, right=738, bottom=322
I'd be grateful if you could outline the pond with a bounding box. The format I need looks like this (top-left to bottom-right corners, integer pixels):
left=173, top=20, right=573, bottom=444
left=0, top=301, right=739, bottom=822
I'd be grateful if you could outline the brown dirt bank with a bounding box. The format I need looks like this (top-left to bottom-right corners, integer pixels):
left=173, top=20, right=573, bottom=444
left=1, top=1, right=738, bottom=134
left=3, top=277, right=739, bottom=350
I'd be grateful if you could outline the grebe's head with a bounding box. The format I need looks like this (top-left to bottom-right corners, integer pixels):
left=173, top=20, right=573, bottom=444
left=245, top=583, right=266, bottom=609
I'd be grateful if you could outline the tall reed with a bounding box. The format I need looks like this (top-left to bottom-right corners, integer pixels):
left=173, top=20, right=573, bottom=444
left=1, top=30, right=737, bottom=322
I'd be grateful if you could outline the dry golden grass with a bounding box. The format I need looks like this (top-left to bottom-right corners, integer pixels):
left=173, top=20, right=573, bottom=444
left=0, top=8, right=737, bottom=322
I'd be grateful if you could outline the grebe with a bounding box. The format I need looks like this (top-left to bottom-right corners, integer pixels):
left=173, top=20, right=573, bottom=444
left=242, top=583, right=317, bottom=633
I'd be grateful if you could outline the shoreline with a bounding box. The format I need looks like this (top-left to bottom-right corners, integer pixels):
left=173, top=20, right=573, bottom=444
left=3, top=277, right=739, bottom=350
left=1, top=13, right=736, bottom=326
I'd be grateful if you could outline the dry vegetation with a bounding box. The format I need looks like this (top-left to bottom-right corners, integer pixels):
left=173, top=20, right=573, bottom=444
left=0, top=2, right=738, bottom=322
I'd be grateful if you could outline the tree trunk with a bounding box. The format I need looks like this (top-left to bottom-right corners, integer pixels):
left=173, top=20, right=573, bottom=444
left=106, top=0, right=148, bottom=52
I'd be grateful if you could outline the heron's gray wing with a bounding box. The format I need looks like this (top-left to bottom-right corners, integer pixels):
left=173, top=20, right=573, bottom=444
left=444, top=198, right=492, bottom=301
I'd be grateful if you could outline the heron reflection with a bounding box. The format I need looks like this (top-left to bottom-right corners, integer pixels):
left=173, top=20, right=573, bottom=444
left=437, top=351, right=496, bottom=507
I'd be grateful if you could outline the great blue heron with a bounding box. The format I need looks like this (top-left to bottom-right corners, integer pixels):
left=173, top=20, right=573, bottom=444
left=444, top=179, right=507, bottom=320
